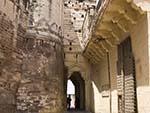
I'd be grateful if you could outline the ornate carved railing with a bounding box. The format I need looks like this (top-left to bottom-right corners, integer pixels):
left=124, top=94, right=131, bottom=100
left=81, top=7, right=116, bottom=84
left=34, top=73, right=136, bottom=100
left=81, top=0, right=110, bottom=49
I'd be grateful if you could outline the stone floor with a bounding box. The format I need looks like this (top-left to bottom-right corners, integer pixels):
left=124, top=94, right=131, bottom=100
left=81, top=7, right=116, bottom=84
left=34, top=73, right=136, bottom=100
left=66, top=110, right=90, bottom=113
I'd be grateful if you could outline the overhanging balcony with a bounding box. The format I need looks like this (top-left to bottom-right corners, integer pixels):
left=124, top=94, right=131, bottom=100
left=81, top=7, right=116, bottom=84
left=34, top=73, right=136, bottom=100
left=81, top=0, right=145, bottom=64
left=81, top=0, right=107, bottom=49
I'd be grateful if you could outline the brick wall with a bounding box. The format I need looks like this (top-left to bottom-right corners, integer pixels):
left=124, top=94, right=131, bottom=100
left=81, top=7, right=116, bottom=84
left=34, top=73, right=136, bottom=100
left=0, top=0, right=28, bottom=113
left=16, top=35, right=64, bottom=113
left=0, top=1, right=65, bottom=113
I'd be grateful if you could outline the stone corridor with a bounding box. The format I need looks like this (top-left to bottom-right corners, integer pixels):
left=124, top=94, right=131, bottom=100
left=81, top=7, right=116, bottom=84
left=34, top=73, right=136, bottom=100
left=0, top=0, right=150, bottom=113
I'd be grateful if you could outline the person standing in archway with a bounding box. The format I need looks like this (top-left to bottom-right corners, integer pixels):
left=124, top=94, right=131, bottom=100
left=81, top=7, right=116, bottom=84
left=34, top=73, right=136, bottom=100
left=67, top=95, right=72, bottom=110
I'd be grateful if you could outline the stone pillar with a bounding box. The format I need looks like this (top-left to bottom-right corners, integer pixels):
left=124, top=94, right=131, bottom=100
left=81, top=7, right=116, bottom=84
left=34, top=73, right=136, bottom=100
left=148, top=12, right=150, bottom=85
left=135, top=11, right=150, bottom=113
left=85, top=79, right=92, bottom=111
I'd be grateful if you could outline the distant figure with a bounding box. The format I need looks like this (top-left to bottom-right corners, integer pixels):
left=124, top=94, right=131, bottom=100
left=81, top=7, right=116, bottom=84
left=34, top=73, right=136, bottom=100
left=67, top=95, right=72, bottom=110
left=75, top=97, right=80, bottom=109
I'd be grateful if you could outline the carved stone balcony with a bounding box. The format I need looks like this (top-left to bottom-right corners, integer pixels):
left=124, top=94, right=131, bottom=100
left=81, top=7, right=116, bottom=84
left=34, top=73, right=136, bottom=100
left=81, top=0, right=145, bottom=64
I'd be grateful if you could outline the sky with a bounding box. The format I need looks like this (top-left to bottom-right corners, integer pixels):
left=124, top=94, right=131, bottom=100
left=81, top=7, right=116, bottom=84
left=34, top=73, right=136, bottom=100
left=67, top=80, right=75, bottom=94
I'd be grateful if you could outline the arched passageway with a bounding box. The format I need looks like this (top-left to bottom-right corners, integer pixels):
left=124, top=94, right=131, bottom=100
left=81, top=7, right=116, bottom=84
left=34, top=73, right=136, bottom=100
left=67, top=72, right=85, bottom=111
left=67, top=80, right=75, bottom=109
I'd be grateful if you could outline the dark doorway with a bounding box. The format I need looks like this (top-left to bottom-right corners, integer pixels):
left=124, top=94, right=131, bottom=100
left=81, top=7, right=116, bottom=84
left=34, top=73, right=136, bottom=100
left=117, top=37, right=137, bottom=113
left=67, top=71, right=85, bottom=111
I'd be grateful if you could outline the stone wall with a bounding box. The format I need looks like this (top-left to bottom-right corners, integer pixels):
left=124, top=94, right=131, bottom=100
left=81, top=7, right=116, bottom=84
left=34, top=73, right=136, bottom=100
left=31, top=0, right=64, bottom=31
left=0, top=0, right=29, bottom=113
left=89, top=13, right=150, bottom=113
left=90, top=55, right=110, bottom=113
left=63, top=1, right=95, bottom=111
left=16, top=32, right=65, bottom=113
left=0, top=0, right=65, bottom=113
left=132, top=13, right=150, bottom=113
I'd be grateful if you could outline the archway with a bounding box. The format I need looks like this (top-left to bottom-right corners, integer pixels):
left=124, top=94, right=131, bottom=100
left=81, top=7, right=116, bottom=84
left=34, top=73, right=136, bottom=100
left=67, top=80, right=75, bottom=109
left=68, top=71, right=85, bottom=110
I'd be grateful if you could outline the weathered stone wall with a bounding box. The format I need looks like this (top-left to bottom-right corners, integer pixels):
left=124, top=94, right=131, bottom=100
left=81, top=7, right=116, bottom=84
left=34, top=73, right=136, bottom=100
left=63, top=1, right=94, bottom=111
left=0, top=0, right=29, bottom=113
left=16, top=34, right=65, bottom=113
left=31, top=0, right=64, bottom=31
left=132, top=13, right=150, bottom=113
left=89, top=14, right=150, bottom=113
left=0, top=15, right=23, bottom=113
left=0, top=0, right=65, bottom=113
left=90, top=55, right=110, bottom=113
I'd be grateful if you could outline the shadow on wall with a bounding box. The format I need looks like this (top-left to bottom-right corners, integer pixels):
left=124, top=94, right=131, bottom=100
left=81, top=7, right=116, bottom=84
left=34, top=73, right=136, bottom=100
left=89, top=56, right=112, bottom=113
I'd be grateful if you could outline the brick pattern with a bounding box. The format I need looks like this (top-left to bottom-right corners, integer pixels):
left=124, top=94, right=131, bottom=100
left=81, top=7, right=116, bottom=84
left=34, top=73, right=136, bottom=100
left=0, top=11, right=14, bottom=50
left=117, top=38, right=137, bottom=113
left=0, top=0, right=65, bottom=113
left=124, top=75, right=136, bottom=113
left=16, top=24, right=26, bottom=50
left=0, top=8, right=22, bottom=113
left=15, top=32, right=64, bottom=113
left=117, top=75, right=123, bottom=95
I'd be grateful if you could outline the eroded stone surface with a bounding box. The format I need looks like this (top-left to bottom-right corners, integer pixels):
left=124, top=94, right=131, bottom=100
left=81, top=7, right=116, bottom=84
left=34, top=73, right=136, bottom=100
left=0, top=0, right=65, bottom=113
left=15, top=32, right=64, bottom=113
